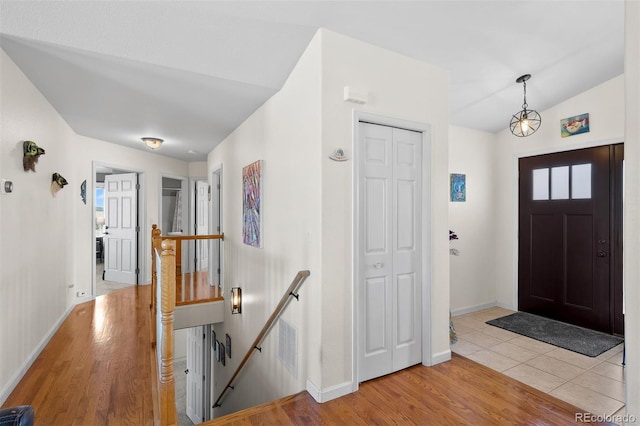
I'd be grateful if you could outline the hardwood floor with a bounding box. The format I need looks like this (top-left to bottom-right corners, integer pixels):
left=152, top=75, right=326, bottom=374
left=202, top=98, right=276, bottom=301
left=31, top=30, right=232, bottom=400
left=208, top=354, right=609, bottom=425
left=176, top=271, right=223, bottom=306
left=2, top=285, right=609, bottom=425
left=2, top=285, right=155, bottom=425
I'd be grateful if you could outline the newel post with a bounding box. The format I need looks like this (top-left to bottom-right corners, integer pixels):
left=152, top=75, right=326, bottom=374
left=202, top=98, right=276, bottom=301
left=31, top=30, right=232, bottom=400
left=159, top=238, right=177, bottom=425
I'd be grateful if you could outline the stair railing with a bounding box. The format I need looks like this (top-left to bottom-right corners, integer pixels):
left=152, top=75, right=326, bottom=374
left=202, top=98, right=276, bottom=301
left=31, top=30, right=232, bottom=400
left=212, top=270, right=311, bottom=409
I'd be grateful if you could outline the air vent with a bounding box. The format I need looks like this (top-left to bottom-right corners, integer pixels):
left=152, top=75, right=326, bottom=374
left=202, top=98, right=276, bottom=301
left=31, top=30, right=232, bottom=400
left=278, top=318, right=297, bottom=377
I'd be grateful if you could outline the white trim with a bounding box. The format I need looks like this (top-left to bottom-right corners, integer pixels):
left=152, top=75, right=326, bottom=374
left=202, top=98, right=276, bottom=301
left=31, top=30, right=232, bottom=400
left=92, top=161, right=146, bottom=296
left=509, top=136, right=625, bottom=315
left=450, top=302, right=497, bottom=317
left=0, top=303, right=74, bottom=405
left=306, top=380, right=354, bottom=403
left=427, top=349, right=451, bottom=366
left=496, top=301, right=516, bottom=311
left=211, top=165, right=223, bottom=292
left=352, top=110, right=433, bottom=385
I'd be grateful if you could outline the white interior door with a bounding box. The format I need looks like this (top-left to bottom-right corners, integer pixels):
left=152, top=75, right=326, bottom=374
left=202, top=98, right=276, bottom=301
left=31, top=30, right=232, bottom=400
left=358, top=122, right=422, bottom=382
left=195, top=180, right=209, bottom=272
left=186, top=326, right=204, bottom=424
left=103, top=173, right=138, bottom=284
left=210, top=171, right=221, bottom=286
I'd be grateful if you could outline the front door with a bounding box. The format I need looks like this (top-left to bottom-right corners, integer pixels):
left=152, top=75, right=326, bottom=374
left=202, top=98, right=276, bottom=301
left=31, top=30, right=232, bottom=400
left=103, top=172, right=138, bottom=284
left=358, top=122, right=422, bottom=382
left=519, top=144, right=624, bottom=334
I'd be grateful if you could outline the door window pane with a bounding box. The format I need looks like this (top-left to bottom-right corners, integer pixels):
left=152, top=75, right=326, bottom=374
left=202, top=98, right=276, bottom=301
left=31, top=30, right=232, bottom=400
left=551, top=166, right=569, bottom=200
left=571, top=163, right=592, bottom=199
left=532, top=168, right=549, bottom=200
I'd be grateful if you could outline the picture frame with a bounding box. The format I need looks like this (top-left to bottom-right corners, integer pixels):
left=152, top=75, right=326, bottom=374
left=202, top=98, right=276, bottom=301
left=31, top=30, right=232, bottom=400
left=220, top=343, right=226, bottom=366
left=450, top=173, right=466, bottom=202
left=215, top=340, right=220, bottom=362
left=243, top=160, right=263, bottom=247
left=561, top=113, right=590, bottom=138
left=225, top=333, right=232, bottom=358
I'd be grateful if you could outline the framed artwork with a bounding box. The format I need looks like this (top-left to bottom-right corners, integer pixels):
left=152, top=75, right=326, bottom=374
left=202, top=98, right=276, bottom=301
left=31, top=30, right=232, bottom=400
left=220, top=344, right=226, bottom=366
left=212, top=329, right=217, bottom=348
left=243, top=160, right=263, bottom=247
left=215, top=340, right=220, bottom=362
left=450, top=173, right=466, bottom=202
left=561, top=113, right=590, bottom=138
left=225, top=333, right=232, bottom=358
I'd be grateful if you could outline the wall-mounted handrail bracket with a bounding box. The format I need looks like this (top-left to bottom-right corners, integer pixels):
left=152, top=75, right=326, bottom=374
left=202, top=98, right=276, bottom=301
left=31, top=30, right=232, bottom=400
left=212, top=270, right=311, bottom=409
left=289, top=291, right=299, bottom=301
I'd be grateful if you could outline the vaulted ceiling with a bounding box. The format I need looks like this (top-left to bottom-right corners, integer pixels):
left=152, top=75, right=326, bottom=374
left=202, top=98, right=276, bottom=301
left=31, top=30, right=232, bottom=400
left=0, top=1, right=624, bottom=161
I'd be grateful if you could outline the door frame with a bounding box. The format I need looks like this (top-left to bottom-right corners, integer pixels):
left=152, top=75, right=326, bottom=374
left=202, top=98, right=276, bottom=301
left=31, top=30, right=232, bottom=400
left=210, top=165, right=223, bottom=289
left=92, top=161, right=145, bottom=297
left=510, top=137, right=624, bottom=311
left=159, top=173, right=189, bottom=271
left=189, top=176, right=209, bottom=272
left=352, top=111, right=433, bottom=390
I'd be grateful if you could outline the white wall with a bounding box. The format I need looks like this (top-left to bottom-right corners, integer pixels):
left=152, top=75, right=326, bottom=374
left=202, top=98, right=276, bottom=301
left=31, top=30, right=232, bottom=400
left=0, top=48, right=190, bottom=403
left=493, top=75, right=624, bottom=310
left=448, top=126, right=497, bottom=314
left=623, top=0, right=640, bottom=421
left=318, top=30, right=450, bottom=387
left=208, top=30, right=323, bottom=417
left=208, top=28, right=450, bottom=415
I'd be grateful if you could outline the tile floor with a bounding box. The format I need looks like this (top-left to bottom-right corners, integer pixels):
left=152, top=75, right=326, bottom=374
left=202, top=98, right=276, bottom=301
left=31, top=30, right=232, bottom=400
left=451, top=307, right=626, bottom=420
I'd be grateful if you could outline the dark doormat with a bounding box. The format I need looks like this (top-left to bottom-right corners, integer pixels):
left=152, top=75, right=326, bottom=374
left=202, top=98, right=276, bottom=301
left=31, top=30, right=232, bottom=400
left=486, top=312, right=623, bottom=357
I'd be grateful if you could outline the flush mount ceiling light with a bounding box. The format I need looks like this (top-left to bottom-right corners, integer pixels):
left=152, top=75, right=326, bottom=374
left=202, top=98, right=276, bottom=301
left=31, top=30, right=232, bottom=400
left=141, top=137, right=163, bottom=149
left=509, top=74, right=541, bottom=137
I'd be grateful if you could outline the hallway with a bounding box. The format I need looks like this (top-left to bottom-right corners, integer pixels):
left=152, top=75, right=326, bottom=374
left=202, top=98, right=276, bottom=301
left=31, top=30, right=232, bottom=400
left=2, top=286, right=155, bottom=425
left=2, top=286, right=596, bottom=425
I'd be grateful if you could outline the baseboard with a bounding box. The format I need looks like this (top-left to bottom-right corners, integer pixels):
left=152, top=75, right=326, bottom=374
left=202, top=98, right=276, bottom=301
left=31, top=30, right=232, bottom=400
left=306, top=379, right=353, bottom=403
left=423, top=349, right=451, bottom=367
left=496, top=301, right=516, bottom=311
left=0, top=303, right=75, bottom=405
left=451, top=302, right=497, bottom=317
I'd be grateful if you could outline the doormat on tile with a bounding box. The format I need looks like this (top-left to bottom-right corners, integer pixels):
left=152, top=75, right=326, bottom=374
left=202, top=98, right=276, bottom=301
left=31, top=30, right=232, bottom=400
left=486, top=312, right=623, bottom=357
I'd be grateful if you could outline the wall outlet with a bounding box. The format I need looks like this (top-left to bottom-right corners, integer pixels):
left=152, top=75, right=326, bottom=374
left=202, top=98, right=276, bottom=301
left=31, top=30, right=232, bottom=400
left=77, top=291, right=87, bottom=297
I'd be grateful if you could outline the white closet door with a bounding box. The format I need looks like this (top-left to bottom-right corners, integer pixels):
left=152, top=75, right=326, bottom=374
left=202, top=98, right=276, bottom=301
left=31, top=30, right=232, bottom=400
left=358, top=123, right=422, bottom=382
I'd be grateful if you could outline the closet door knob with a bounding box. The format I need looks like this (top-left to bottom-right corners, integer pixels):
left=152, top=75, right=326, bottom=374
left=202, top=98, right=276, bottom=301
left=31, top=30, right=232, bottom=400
left=374, top=262, right=383, bottom=269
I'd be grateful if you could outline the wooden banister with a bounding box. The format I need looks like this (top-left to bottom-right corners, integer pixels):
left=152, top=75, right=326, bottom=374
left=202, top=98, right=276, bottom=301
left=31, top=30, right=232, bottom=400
left=150, top=224, right=225, bottom=425
left=213, top=270, right=311, bottom=409
left=157, top=239, right=178, bottom=426
left=160, top=233, right=224, bottom=278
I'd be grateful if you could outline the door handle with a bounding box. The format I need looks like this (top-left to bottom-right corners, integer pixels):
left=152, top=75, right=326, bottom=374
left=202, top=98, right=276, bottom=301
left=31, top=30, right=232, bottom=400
left=104, top=232, right=109, bottom=235
left=373, top=262, right=384, bottom=269
left=185, top=369, right=189, bottom=375
left=597, top=251, right=608, bottom=258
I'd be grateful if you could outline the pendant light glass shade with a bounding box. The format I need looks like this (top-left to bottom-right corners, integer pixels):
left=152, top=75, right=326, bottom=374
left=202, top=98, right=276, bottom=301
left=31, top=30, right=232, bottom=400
left=510, top=74, right=541, bottom=137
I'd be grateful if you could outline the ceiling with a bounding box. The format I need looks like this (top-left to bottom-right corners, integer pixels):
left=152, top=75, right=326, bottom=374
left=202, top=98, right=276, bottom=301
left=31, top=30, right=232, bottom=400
left=0, top=1, right=624, bottom=162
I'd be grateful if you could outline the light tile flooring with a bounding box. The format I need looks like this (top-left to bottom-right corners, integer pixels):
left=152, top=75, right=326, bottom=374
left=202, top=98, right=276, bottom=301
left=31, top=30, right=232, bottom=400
left=451, top=307, right=626, bottom=420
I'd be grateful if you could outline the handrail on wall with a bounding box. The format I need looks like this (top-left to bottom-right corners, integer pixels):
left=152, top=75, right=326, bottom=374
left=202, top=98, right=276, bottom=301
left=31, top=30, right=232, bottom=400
left=212, top=270, right=311, bottom=409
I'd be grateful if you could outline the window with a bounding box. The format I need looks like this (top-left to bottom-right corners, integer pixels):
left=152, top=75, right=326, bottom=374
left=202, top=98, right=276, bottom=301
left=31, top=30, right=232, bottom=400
left=532, top=163, right=591, bottom=201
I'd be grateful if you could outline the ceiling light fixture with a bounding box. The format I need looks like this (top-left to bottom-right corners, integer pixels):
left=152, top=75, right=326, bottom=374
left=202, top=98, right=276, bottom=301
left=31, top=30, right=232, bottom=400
left=142, top=137, right=163, bottom=149
left=510, top=74, right=541, bottom=137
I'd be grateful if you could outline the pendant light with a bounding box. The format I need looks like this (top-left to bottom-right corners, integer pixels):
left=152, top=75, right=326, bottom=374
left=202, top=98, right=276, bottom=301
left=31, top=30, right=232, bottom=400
left=509, top=74, right=541, bottom=137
